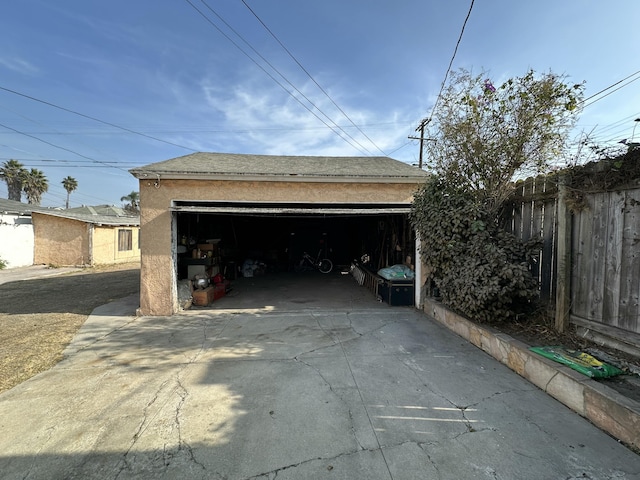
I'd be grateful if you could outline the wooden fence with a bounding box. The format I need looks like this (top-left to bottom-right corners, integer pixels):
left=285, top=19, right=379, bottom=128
left=502, top=176, right=558, bottom=303
left=503, top=175, right=640, bottom=340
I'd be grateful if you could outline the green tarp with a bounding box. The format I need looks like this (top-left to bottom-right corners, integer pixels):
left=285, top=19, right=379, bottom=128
left=529, top=346, right=624, bottom=378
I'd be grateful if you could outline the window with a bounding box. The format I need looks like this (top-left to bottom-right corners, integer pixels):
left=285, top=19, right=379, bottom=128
left=118, top=229, right=133, bottom=251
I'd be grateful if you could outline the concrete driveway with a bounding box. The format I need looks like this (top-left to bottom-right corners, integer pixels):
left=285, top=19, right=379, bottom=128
left=1, top=274, right=638, bottom=479
left=0, top=264, right=82, bottom=285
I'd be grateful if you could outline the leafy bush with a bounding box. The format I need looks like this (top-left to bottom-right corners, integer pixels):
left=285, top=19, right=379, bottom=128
left=411, top=177, right=539, bottom=323
left=411, top=69, right=583, bottom=324
left=424, top=69, right=583, bottom=219
left=0, top=257, right=7, bottom=270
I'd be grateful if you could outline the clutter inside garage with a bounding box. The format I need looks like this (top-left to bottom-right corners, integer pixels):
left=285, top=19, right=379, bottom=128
left=175, top=207, right=416, bottom=307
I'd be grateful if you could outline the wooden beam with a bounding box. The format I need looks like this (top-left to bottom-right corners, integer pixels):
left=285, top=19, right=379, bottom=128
left=555, top=176, right=572, bottom=332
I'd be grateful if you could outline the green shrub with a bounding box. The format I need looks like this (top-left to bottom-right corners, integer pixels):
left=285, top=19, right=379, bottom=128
left=0, top=257, right=7, bottom=270
left=411, top=177, right=539, bottom=323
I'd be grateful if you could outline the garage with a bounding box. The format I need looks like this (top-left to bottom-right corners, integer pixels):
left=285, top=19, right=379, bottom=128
left=130, top=153, right=428, bottom=315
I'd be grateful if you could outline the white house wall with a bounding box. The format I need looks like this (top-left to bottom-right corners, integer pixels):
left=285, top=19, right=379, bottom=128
left=0, top=213, right=34, bottom=268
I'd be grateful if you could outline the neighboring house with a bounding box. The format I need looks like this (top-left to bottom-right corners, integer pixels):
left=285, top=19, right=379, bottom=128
left=130, top=152, right=429, bottom=315
left=31, top=205, right=140, bottom=266
left=0, top=199, right=44, bottom=268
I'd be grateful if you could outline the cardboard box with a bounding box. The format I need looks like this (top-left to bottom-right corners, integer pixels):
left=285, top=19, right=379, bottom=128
left=188, top=264, right=207, bottom=279
left=192, top=286, right=214, bottom=306
left=197, top=244, right=216, bottom=252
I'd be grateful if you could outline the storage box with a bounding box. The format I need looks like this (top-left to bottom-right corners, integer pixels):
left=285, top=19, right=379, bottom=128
left=187, top=264, right=207, bottom=280
left=192, top=286, right=215, bottom=306
left=378, top=279, right=414, bottom=306
left=197, top=243, right=216, bottom=252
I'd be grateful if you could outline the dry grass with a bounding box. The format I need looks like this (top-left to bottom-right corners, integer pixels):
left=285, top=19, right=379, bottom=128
left=0, top=263, right=140, bottom=393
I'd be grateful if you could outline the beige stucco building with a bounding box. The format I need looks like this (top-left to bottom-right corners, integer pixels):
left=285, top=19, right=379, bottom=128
left=130, top=153, right=429, bottom=316
left=32, top=205, right=140, bottom=266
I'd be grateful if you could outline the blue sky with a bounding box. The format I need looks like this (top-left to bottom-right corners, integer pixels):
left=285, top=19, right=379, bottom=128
left=1, top=0, right=639, bottom=208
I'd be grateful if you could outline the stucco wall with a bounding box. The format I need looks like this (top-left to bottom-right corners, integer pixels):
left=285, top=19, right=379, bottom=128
left=0, top=213, right=34, bottom=268
left=32, top=213, right=90, bottom=266
left=138, top=178, right=422, bottom=315
left=92, top=225, right=141, bottom=265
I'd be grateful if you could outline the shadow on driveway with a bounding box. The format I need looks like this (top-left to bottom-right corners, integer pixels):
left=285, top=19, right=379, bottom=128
left=1, top=273, right=639, bottom=479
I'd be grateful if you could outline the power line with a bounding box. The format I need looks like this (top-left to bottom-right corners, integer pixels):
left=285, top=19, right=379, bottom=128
left=0, top=102, right=142, bottom=175
left=420, top=0, right=475, bottom=129
left=0, top=120, right=407, bottom=135
left=185, top=0, right=375, bottom=156
left=240, top=0, right=387, bottom=156
left=0, top=121, right=130, bottom=173
left=582, top=73, right=640, bottom=109
left=194, top=0, right=375, bottom=155
left=0, top=85, right=197, bottom=152
left=580, top=70, right=640, bottom=107
left=411, top=0, right=475, bottom=168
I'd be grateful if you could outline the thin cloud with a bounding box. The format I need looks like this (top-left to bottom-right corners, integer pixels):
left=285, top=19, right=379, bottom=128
left=0, top=57, right=39, bottom=75
left=197, top=73, right=419, bottom=158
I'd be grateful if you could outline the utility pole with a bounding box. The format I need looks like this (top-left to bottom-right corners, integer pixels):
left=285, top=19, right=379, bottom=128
left=408, top=118, right=431, bottom=169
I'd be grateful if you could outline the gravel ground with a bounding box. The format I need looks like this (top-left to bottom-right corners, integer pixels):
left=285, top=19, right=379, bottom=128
left=0, top=263, right=139, bottom=393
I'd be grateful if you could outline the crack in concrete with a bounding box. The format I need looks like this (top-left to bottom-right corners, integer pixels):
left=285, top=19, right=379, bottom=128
left=544, top=371, right=559, bottom=392
left=294, top=355, right=366, bottom=451
left=290, top=312, right=391, bottom=359
left=114, top=316, right=220, bottom=478
left=243, top=445, right=391, bottom=480
left=246, top=438, right=455, bottom=480
left=395, top=355, right=457, bottom=403
left=173, top=376, right=206, bottom=471
left=114, top=379, right=170, bottom=479
left=395, top=355, right=508, bottom=440
left=311, top=314, right=395, bottom=480
left=420, top=446, right=444, bottom=480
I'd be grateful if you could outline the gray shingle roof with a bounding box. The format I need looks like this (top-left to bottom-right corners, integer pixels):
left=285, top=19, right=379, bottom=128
left=0, top=198, right=49, bottom=215
left=0, top=200, right=138, bottom=225
left=129, top=152, right=428, bottom=181
left=32, top=205, right=139, bottom=226
left=65, top=205, right=132, bottom=217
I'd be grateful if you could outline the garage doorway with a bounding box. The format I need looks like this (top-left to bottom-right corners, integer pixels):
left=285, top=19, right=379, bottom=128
left=172, top=202, right=416, bottom=303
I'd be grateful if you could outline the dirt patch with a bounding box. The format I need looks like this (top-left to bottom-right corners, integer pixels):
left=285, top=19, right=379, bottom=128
left=0, top=263, right=140, bottom=393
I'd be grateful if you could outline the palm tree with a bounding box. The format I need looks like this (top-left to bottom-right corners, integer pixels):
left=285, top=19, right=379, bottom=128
left=120, top=191, right=140, bottom=214
left=22, top=168, right=49, bottom=205
left=0, top=159, right=27, bottom=201
left=61, top=176, right=78, bottom=209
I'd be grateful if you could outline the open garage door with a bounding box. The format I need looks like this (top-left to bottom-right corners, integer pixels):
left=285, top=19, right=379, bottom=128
left=171, top=201, right=415, bottom=282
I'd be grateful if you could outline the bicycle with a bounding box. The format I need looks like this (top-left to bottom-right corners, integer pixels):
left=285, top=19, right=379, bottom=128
left=297, top=250, right=333, bottom=274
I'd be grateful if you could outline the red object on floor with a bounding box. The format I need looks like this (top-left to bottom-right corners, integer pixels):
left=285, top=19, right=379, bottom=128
left=213, top=283, right=226, bottom=301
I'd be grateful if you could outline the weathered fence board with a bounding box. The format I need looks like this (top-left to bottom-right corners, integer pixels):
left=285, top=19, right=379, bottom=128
left=588, top=193, right=607, bottom=321
left=618, top=188, right=640, bottom=333
left=505, top=175, right=640, bottom=337
left=509, top=176, right=557, bottom=302
left=602, top=191, right=624, bottom=326
left=540, top=197, right=556, bottom=302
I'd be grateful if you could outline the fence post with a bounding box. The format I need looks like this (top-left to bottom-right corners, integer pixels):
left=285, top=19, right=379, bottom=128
left=555, top=175, right=571, bottom=332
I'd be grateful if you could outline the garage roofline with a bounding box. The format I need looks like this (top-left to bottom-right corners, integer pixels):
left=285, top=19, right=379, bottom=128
left=131, top=171, right=424, bottom=184
left=129, top=152, right=430, bottom=184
